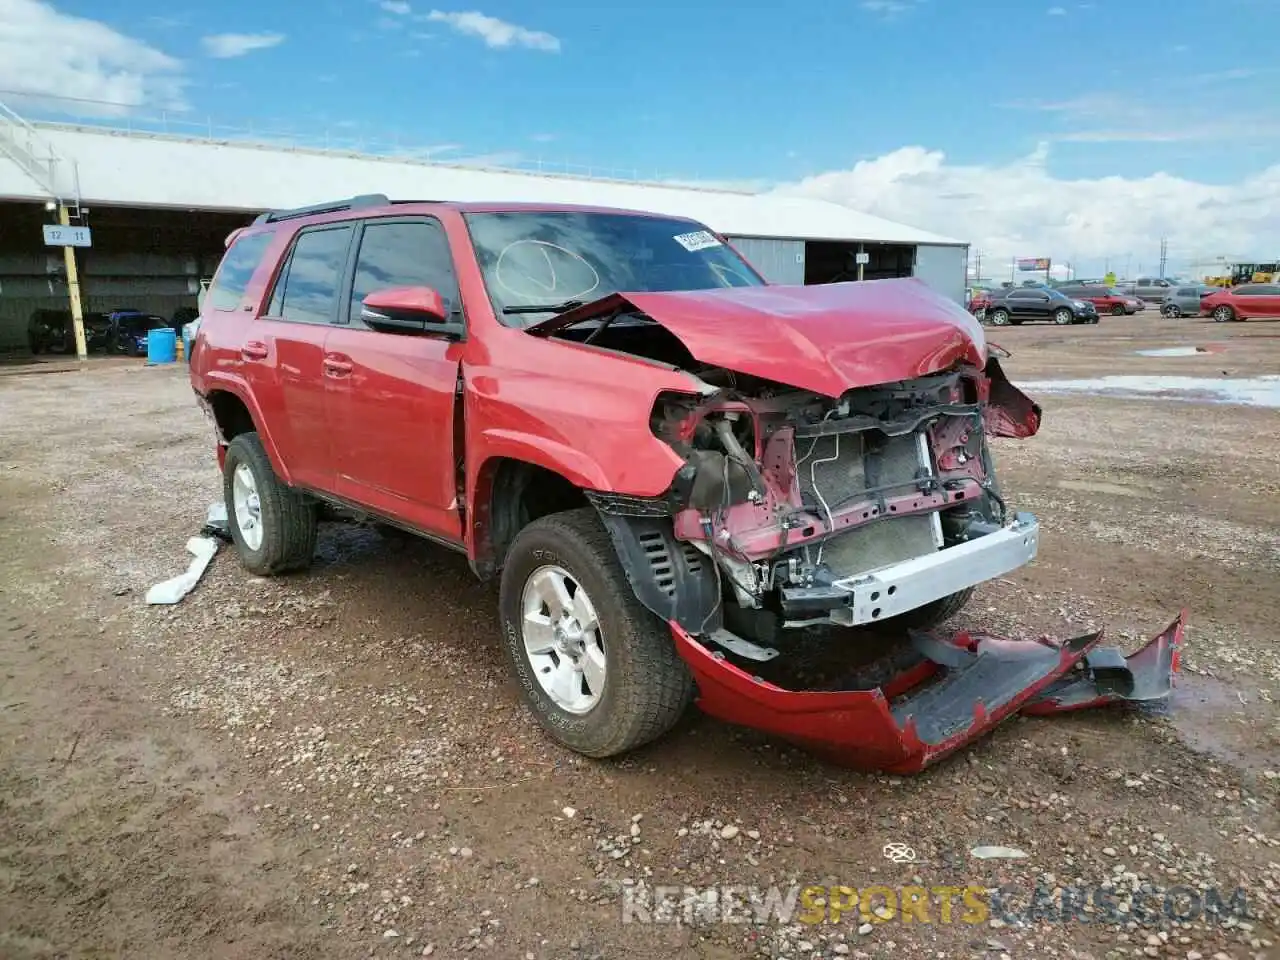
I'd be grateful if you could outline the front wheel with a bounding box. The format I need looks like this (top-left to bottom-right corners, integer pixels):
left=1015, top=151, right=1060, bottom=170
left=988, top=308, right=1011, bottom=326
left=1111, top=304, right=1125, bottom=316
left=1162, top=304, right=1181, bottom=318
left=498, top=508, right=693, bottom=758
left=222, top=432, right=317, bottom=575
left=1054, top=308, right=1073, bottom=325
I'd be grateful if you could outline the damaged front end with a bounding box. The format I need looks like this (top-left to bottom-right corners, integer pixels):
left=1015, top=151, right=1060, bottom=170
left=543, top=283, right=1180, bottom=773
left=585, top=351, right=1180, bottom=773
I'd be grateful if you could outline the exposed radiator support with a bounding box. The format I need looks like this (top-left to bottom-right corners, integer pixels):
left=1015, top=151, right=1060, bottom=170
left=0, top=97, right=82, bottom=213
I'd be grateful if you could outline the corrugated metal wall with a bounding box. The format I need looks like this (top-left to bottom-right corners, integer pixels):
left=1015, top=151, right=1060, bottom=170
left=726, top=236, right=806, bottom=286
left=912, top=244, right=969, bottom=305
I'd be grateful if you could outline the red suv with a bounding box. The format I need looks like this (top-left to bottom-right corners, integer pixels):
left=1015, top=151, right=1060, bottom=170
left=188, top=194, right=1181, bottom=773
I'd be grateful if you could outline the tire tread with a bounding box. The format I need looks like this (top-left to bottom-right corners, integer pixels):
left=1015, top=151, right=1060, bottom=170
left=224, top=433, right=316, bottom=576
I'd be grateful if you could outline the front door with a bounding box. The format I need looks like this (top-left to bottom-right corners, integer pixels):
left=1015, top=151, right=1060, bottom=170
left=323, top=216, right=465, bottom=543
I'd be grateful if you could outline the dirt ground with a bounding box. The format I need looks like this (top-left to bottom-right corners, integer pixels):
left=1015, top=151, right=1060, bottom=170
left=1, top=312, right=1277, bottom=960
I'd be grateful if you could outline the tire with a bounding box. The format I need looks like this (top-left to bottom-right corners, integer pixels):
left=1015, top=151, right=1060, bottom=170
left=1111, top=304, right=1125, bottom=316
left=1212, top=305, right=1235, bottom=323
left=1053, top=308, right=1073, bottom=325
left=498, top=507, right=694, bottom=758
left=989, top=308, right=1011, bottom=326
left=222, top=432, right=317, bottom=575
left=891, top=587, right=975, bottom=630
left=1162, top=304, right=1181, bottom=318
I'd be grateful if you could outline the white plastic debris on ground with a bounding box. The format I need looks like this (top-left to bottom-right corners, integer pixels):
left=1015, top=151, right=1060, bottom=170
left=144, top=503, right=227, bottom=605
left=969, top=845, right=1030, bottom=860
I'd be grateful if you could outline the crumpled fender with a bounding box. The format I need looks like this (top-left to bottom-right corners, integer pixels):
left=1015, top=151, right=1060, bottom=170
left=984, top=355, right=1041, bottom=438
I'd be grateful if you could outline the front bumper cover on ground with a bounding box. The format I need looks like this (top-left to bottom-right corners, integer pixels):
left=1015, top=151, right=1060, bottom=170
left=670, top=611, right=1186, bottom=774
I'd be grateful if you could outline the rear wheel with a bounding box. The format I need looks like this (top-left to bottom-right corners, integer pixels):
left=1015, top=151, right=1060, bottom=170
left=1213, top=305, right=1235, bottom=323
left=498, top=508, right=694, bottom=758
left=1053, top=307, right=1073, bottom=325
left=222, top=432, right=317, bottom=575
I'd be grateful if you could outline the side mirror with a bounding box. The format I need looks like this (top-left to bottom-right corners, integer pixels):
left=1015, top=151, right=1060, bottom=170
left=360, top=286, right=463, bottom=337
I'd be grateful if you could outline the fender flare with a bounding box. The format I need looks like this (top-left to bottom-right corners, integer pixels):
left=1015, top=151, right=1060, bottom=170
left=200, top=372, right=293, bottom=486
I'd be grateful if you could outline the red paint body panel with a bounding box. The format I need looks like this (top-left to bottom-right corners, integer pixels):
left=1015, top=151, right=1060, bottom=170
left=323, top=325, right=465, bottom=541
left=528, top=278, right=987, bottom=398
left=670, top=622, right=1102, bottom=774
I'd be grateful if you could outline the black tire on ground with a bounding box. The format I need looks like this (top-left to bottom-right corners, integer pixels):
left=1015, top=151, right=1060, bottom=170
left=890, top=587, right=976, bottom=630
left=1053, top=308, right=1073, bottom=325
left=1111, top=304, right=1125, bottom=316
left=989, top=308, right=1010, bottom=326
left=498, top=507, right=694, bottom=758
left=1163, top=304, right=1181, bottom=318
left=222, top=432, right=317, bottom=576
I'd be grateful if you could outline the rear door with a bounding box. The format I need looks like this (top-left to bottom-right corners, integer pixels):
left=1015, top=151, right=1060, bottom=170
left=323, top=216, right=466, bottom=543
left=248, top=223, right=355, bottom=492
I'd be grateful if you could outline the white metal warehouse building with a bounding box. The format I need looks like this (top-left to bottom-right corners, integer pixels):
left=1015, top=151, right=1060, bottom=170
left=0, top=112, right=968, bottom=352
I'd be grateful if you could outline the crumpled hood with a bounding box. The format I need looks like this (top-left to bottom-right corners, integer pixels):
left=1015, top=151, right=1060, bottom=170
left=526, top=278, right=987, bottom=397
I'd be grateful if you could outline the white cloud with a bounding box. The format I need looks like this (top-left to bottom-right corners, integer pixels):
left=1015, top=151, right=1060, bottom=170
left=380, top=0, right=412, bottom=12
left=0, top=0, right=184, bottom=115
left=424, top=10, right=560, bottom=51
left=200, top=32, right=286, bottom=58
left=1047, top=5, right=1067, bottom=13
left=859, top=0, right=919, bottom=17
left=778, top=144, right=1280, bottom=277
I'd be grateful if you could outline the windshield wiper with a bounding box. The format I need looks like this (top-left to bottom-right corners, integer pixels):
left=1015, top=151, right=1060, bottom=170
left=501, top=300, right=586, bottom=315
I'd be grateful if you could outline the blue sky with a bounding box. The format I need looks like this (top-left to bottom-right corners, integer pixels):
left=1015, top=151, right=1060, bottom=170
left=35, top=0, right=1280, bottom=184
left=2, top=0, right=1278, bottom=276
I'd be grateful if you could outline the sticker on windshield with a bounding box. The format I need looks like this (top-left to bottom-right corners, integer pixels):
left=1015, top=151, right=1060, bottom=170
left=673, top=230, right=722, bottom=252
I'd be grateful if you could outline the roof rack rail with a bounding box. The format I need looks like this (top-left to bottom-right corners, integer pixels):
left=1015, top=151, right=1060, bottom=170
left=252, top=193, right=391, bottom=225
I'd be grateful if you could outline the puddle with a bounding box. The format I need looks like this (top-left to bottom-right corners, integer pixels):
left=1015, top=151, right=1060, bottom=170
left=1134, top=346, right=1215, bottom=357
left=1056, top=479, right=1154, bottom=498
left=1016, top=375, right=1280, bottom=408
left=1142, top=674, right=1273, bottom=777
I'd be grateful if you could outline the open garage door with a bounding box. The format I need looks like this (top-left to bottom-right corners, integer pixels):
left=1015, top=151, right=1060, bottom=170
left=804, top=241, right=915, bottom=285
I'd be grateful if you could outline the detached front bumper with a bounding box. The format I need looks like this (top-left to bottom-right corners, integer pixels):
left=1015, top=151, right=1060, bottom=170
left=671, top=611, right=1186, bottom=774
left=783, top=514, right=1040, bottom=627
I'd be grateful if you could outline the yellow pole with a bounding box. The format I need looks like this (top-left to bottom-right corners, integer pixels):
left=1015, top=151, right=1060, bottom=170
left=58, top=204, right=88, bottom=361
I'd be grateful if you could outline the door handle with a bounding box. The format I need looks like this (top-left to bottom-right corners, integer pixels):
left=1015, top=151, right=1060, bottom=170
left=323, top=355, right=353, bottom=377
left=242, top=341, right=268, bottom=361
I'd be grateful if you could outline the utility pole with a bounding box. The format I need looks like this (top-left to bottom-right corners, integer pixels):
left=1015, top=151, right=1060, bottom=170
left=57, top=203, right=88, bottom=361
left=1158, top=237, right=1168, bottom=279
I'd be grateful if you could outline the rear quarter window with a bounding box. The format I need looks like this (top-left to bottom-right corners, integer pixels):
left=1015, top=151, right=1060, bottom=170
left=207, top=231, right=274, bottom=312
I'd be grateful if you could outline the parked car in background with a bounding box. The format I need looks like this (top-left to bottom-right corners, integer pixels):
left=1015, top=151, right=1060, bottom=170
left=1200, top=283, right=1280, bottom=322
left=1119, top=277, right=1176, bottom=304
left=985, top=286, right=1099, bottom=325
left=967, top=288, right=994, bottom=316
left=103, top=310, right=172, bottom=355
left=1057, top=284, right=1142, bottom=316
left=1160, top=284, right=1214, bottom=318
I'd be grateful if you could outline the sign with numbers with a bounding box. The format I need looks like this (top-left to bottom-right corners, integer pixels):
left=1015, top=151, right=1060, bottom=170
left=42, top=224, right=92, bottom=248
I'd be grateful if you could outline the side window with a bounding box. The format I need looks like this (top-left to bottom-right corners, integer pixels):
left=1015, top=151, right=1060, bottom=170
left=267, top=226, right=353, bottom=324
left=347, top=219, right=460, bottom=324
left=207, top=231, right=273, bottom=312
left=1235, top=285, right=1260, bottom=296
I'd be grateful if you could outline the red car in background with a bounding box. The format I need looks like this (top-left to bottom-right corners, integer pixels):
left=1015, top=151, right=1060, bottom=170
left=1057, top=284, right=1142, bottom=316
left=967, top=288, right=995, bottom=316
left=1200, top=283, right=1280, bottom=322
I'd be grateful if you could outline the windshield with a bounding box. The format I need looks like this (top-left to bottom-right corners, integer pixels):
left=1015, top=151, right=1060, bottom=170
left=463, top=211, right=767, bottom=327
